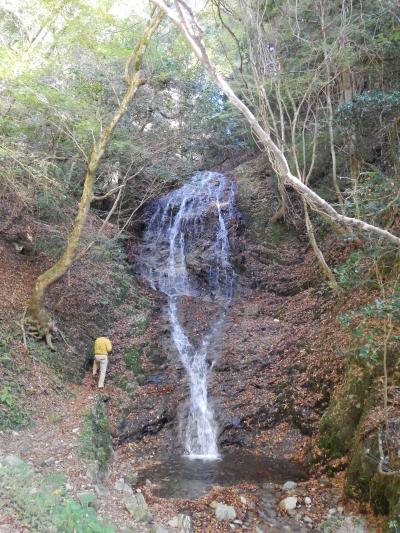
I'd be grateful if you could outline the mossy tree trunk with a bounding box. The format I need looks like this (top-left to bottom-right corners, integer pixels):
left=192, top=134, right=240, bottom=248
left=27, top=8, right=164, bottom=341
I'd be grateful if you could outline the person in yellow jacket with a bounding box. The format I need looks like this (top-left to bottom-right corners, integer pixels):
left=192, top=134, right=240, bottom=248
left=93, top=335, right=112, bottom=388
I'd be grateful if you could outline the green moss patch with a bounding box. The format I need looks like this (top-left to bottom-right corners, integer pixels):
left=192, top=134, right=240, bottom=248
left=0, top=456, right=114, bottom=531
left=79, top=399, right=112, bottom=471
left=125, top=346, right=142, bottom=374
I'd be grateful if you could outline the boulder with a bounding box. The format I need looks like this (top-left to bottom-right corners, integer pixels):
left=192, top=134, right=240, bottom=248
left=168, top=514, right=193, bottom=532
left=282, top=481, right=297, bottom=491
left=124, top=493, right=152, bottom=522
left=279, top=496, right=298, bottom=512
left=215, top=503, right=236, bottom=521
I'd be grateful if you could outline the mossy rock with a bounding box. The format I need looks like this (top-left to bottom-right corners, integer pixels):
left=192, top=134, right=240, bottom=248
left=79, top=399, right=112, bottom=471
left=345, top=432, right=400, bottom=520
left=345, top=433, right=379, bottom=501
left=319, top=361, right=374, bottom=457
left=370, top=472, right=400, bottom=518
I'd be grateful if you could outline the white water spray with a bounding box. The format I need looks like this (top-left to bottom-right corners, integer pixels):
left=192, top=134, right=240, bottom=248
left=139, top=172, right=236, bottom=459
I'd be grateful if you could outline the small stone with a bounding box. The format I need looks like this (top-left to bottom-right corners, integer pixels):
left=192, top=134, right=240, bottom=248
left=240, top=496, right=247, bottom=505
left=279, top=496, right=298, bottom=512
left=215, top=503, right=236, bottom=521
left=72, top=428, right=79, bottom=433
left=124, top=493, right=152, bottom=522
left=282, top=481, right=297, bottom=491
left=304, top=516, right=313, bottom=524
left=328, top=508, right=337, bottom=517
left=337, top=505, right=344, bottom=515
left=273, top=318, right=280, bottom=322
left=233, top=519, right=243, bottom=525
left=209, top=500, right=218, bottom=509
left=304, top=497, right=312, bottom=506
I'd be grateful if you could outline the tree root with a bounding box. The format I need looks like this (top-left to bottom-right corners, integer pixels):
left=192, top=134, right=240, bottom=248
left=25, top=313, right=57, bottom=352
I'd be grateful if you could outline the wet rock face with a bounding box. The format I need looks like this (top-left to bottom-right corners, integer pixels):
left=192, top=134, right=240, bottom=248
left=115, top=396, right=177, bottom=444
left=118, top=159, right=343, bottom=463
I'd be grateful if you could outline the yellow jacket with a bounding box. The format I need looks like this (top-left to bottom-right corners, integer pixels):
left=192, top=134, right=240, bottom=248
left=94, top=337, right=112, bottom=355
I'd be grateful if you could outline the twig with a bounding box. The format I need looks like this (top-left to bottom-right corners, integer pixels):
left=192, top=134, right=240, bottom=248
left=57, top=328, right=80, bottom=356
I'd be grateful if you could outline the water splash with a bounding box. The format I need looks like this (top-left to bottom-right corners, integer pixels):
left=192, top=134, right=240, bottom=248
left=139, top=171, right=236, bottom=459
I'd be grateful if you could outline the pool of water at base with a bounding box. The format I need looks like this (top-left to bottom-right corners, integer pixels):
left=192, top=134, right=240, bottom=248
left=137, top=452, right=307, bottom=499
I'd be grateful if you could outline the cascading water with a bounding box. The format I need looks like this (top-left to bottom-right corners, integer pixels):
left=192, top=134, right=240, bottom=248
left=139, top=171, right=236, bottom=459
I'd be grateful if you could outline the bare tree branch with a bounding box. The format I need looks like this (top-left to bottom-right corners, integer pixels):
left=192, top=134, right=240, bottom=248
left=151, top=0, right=400, bottom=247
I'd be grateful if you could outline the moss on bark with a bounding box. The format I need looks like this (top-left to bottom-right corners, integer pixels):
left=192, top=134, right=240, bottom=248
left=319, top=361, right=374, bottom=457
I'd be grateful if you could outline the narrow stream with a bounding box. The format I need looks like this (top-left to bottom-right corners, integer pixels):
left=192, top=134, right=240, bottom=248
left=139, top=171, right=235, bottom=458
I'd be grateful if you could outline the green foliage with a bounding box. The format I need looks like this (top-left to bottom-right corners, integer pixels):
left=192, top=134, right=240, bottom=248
left=79, top=399, right=112, bottom=470
left=133, top=316, right=148, bottom=335
left=34, top=188, right=69, bottom=224
left=339, top=289, right=400, bottom=363
left=125, top=346, right=142, bottom=374
left=334, top=250, right=372, bottom=289
left=112, top=372, right=129, bottom=390
left=33, top=233, right=66, bottom=259
left=0, top=333, right=31, bottom=430
left=0, top=457, right=115, bottom=531
left=0, top=385, right=30, bottom=431
left=345, top=171, right=399, bottom=223
left=28, top=339, right=84, bottom=384
left=337, top=91, right=400, bottom=123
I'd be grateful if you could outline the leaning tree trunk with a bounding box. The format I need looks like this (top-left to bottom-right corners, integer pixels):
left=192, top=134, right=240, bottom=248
left=151, top=0, right=400, bottom=248
left=27, top=9, right=164, bottom=346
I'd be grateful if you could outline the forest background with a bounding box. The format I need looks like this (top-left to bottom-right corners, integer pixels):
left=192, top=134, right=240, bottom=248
left=0, top=0, right=399, bottom=531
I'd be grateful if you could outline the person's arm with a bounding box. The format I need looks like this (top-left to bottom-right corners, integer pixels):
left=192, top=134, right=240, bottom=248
left=107, top=339, right=112, bottom=353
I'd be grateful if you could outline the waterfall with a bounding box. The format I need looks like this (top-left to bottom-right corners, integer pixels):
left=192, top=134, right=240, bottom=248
left=139, top=171, right=236, bottom=459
